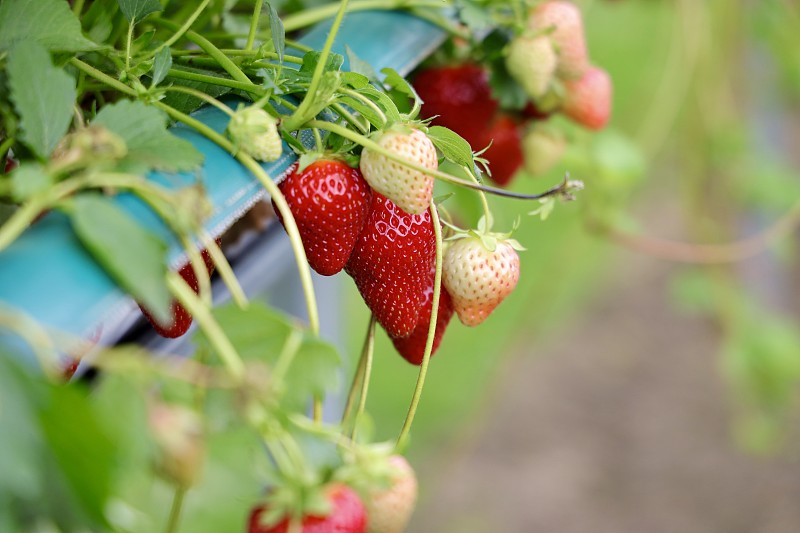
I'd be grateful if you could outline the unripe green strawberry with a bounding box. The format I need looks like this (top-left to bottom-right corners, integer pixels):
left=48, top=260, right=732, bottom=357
left=148, top=403, right=205, bottom=487
left=364, top=455, right=417, bottom=533
left=562, top=65, right=612, bottom=130
left=359, top=127, right=437, bottom=216
left=227, top=106, right=282, bottom=162
left=529, top=1, right=589, bottom=80
left=505, top=35, right=557, bottom=100
left=443, top=235, right=521, bottom=327
left=521, top=126, right=566, bottom=176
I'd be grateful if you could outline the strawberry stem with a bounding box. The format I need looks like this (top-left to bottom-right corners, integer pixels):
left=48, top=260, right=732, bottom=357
left=245, top=0, right=264, bottom=52
left=341, top=315, right=376, bottom=429
left=463, top=164, right=492, bottom=225
left=180, top=235, right=213, bottom=308
left=281, top=0, right=451, bottom=32
left=199, top=231, right=249, bottom=308
left=351, top=316, right=376, bottom=441
left=396, top=200, right=443, bottom=453
left=165, top=486, right=187, bottom=533
left=162, top=86, right=237, bottom=116
left=145, top=0, right=211, bottom=60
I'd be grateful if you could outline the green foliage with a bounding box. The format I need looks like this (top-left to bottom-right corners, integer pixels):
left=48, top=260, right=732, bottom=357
left=117, top=0, right=162, bottom=24
left=0, top=0, right=97, bottom=52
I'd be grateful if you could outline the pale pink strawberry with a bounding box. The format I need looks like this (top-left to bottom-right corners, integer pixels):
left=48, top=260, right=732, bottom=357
left=521, top=126, right=567, bottom=176
left=443, top=235, right=521, bottom=327
left=364, top=455, right=418, bottom=533
left=359, top=128, right=437, bottom=216
left=529, top=1, right=589, bottom=80
left=562, top=65, right=612, bottom=130
left=505, top=34, right=557, bottom=99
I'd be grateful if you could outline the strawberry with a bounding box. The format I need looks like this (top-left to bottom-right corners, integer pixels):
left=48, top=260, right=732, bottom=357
left=248, top=484, right=366, bottom=533
left=413, top=64, right=498, bottom=145
left=345, top=193, right=436, bottom=338
left=227, top=106, right=283, bottom=162
left=529, top=1, right=590, bottom=80
left=521, top=126, right=566, bottom=177
left=477, top=115, right=524, bottom=187
left=521, top=100, right=554, bottom=121
left=561, top=65, right=612, bottom=130
left=363, top=455, right=418, bottom=533
left=390, top=266, right=454, bottom=365
left=443, top=234, right=521, bottom=327
left=273, top=160, right=371, bottom=276
left=359, top=127, right=438, bottom=216
left=139, top=245, right=217, bottom=338
left=505, top=35, right=557, bottom=100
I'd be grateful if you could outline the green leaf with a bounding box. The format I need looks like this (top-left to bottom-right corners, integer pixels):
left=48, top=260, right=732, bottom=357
left=266, top=2, right=285, bottom=63
left=300, top=51, right=344, bottom=74
left=356, top=84, right=401, bottom=124
left=69, top=193, right=172, bottom=323
left=10, top=163, right=52, bottom=201
left=93, top=100, right=203, bottom=172
left=7, top=40, right=77, bottom=159
left=336, top=95, right=385, bottom=129
left=284, top=336, right=341, bottom=409
left=427, top=125, right=474, bottom=168
left=380, top=67, right=416, bottom=100
left=346, top=46, right=379, bottom=82
left=162, top=68, right=233, bottom=115
left=340, top=72, right=371, bottom=90
left=0, top=0, right=98, bottom=52
left=117, top=0, right=162, bottom=23
left=151, top=47, right=173, bottom=88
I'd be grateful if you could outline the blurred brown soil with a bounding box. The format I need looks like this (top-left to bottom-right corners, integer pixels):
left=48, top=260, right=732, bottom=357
left=410, top=251, right=800, bottom=533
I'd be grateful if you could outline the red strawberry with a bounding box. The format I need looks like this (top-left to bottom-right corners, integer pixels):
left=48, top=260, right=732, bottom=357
left=248, top=484, right=367, bottom=533
left=413, top=64, right=498, bottom=145
left=443, top=234, right=521, bottom=327
left=274, top=160, right=372, bottom=276
left=390, top=267, right=454, bottom=365
left=363, top=455, right=418, bottom=533
left=139, top=245, right=217, bottom=338
left=477, top=115, right=524, bottom=187
left=529, top=1, right=590, bottom=80
left=562, top=65, right=612, bottom=130
left=345, top=193, right=436, bottom=338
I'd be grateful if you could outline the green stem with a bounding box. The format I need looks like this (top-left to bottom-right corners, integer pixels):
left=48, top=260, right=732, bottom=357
left=396, top=200, right=442, bottom=453
left=199, top=231, right=249, bottom=308
left=72, top=0, right=85, bottom=16
left=0, top=307, right=58, bottom=381
left=163, top=85, right=237, bottom=115
left=165, top=486, right=186, bottom=533
left=351, top=316, right=376, bottom=441
left=283, top=0, right=352, bottom=131
left=330, top=103, right=369, bottom=134
left=281, top=0, right=449, bottom=32
left=172, top=49, right=304, bottom=64
left=286, top=39, right=313, bottom=53
left=152, top=19, right=251, bottom=84
left=69, top=58, right=138, bottom=97
left=181, top=234, right=213, bottom=307
left=125, top=19, right=134, bottom=72
left=168, top=272, right=246, bottom=380
left=166, top=68, right=263, bottom=95
left=155, top=102, right=321, bottom=337
left=0, top=137, right=15, bottom=161
left=340, top=315, right=376, bottom=426
left=148, top=0, right=212, bottom=59
left=308, top=120, right=574, bottom=202
left=339, top=88, right=387, bottom=127
left=246, top=0, right=264, bottom=51
left=272, top=330, right=303, bottom=385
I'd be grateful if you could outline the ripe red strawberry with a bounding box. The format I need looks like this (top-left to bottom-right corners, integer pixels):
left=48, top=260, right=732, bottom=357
left=529, top=1, right=589, bottom=80
left=443, top=235, right=521, bottom=327
left=139, top=245, right=217, bottom=338
left=359, top=127, right=438, bottom=216
left=505, top=35, right=557, bottom=100
left=363, top=455, right=418, bottom=533
left=413, top=64, right=498, bottom=145
left=273, top=160, right=372, bottom=276
left=562, top=65, right=612, bottom=130
left=390, top=267, right=454, bottom=365
left=345, top=193, right=436, bottom=338
left=477, top=115, right=524, bottom=187
left=248, top=484, right=366, bottom=533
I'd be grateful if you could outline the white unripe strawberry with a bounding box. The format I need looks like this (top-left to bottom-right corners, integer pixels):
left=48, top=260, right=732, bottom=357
left=359, top=127, right=437, bottom=216
left=529, top=1, right=589, bottom=80
left=227, top=106, right=282, bottom=162
left=365, top=455, right=418, bottom=533
left=505, top=35, right=558, bottom=100
left=443, top=234, right=521, bottom=327
left=522, top=126, right=567, bottom=176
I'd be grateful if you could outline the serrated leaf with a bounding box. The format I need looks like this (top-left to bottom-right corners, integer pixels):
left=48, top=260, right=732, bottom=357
left=356, top=84, right=401, bottom=124
left=117, top=0, right=162, bottom=23
left=93, top=100, right=203, bottom=172
left=427, top=126, right=474, bottom=168
left=151, top=47, right=172, bottom=88
left=7, top=41, right=76, bottom=159
left=380, top=67, right=416, bottom=99
left=70, top=193, right=172, bottom=323
left=304, top=71, right=342, bottom=120
left=0, top=0, right=98, bottom=52
left=265, top=2, right=285, bottom=63
left=10, top=163, right=52, bottom=201
left=300, top=51, right=344, bottom=74
left=346, top=46, right=379, bottom=82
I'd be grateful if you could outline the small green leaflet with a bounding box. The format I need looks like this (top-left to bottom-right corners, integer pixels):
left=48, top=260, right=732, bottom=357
left=70, top=194, right=172, bottom=324
left=10, top=163, right=52, bottom=202
left=151, top=47, right=173, bottom=88
left=93, top=100, right=203, bottom=172
left=7, top=41, right=76, bottom=160
left=427, top=126, right=475, bottom=169
left=0, top=0, right=98, bottom=52
left=300, top=51, right=344, bottom=74
left=265, top=2, right=285, bottom=63
left=162, top=68, right=233, bottom=115
left=117, top=0, right=162, bottom=23
left=346, top=46, right=379, bottom=82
